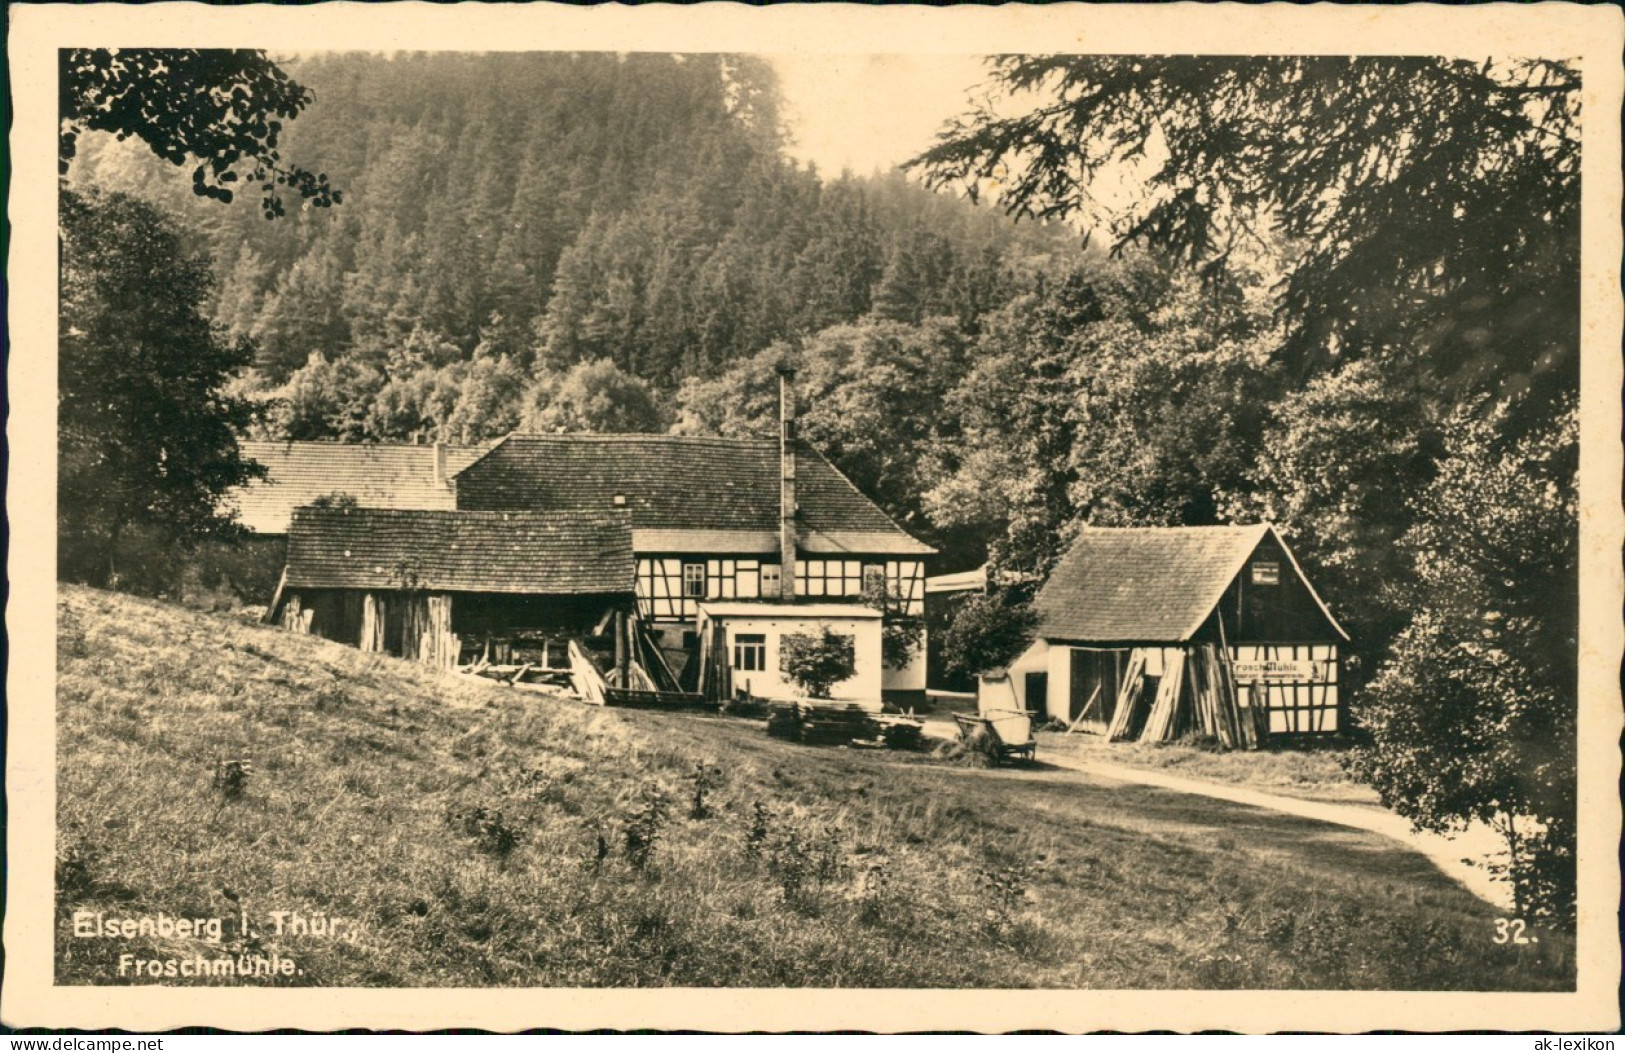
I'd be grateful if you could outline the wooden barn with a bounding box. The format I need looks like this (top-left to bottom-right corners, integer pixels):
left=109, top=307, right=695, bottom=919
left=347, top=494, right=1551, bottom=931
left=981, top=524, right=1348, bottom=742
left=267, top=507, right=636, bottom=670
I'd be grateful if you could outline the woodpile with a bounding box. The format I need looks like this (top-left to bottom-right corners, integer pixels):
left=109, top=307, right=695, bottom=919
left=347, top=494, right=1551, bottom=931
left=765, top=700, right=922, bottom=749
left=1107, top=643, right=1260, bottom=750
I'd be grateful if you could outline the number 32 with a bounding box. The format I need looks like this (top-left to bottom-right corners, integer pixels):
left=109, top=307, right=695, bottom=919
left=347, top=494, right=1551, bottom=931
left=1494, top=918, right=1533, bottom=944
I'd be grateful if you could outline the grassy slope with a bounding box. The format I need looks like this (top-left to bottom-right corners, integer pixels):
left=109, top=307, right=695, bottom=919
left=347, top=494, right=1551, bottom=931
left=56, top=587, right=1572, bottom=989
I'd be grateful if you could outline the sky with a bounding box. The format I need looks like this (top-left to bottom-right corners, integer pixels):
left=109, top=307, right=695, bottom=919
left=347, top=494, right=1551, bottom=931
left=767, top=54, right=992, bottom=177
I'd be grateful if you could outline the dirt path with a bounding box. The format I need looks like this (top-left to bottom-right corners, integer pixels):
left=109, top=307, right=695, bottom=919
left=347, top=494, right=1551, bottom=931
left=920, top=719, right=1511, bottom=910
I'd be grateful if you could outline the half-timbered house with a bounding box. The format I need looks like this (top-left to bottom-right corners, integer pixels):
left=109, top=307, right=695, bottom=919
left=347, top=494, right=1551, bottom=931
left=983, top=524, right=1347, bottom=739
left=448, top=373, right=935, bottom=705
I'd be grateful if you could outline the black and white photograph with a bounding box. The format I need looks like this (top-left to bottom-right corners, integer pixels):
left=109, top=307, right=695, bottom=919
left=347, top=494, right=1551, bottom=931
left=6, top=0, right=1622, bottom=1034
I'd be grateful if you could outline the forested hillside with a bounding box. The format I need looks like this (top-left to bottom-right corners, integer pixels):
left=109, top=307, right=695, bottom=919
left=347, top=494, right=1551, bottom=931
left=69, top=51, right=1076, bottom=439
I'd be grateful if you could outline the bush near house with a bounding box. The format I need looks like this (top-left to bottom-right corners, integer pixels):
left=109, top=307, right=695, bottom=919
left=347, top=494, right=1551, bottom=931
left=779, top=627, right=858, bottom=698
left=940, top=591, right=1038, bottom=682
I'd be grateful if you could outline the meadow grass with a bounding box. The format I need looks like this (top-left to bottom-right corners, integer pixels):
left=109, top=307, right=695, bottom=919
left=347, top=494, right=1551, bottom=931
left=1036, top=728, right=1379, bottom=806
left=55, top=586, right=1571, bottom=989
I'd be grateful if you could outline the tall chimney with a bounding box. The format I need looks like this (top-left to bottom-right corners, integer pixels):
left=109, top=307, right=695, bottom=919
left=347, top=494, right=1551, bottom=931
left=433, top=441, right=448, bottom=489
left=777, top=366, right=798, bottom=601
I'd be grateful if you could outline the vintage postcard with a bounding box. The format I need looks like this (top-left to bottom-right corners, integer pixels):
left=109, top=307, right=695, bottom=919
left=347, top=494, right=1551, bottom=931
left=5, top=0, right=1622, bottom=1034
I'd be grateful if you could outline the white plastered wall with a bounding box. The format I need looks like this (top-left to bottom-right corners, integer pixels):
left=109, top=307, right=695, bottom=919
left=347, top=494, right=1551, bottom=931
left=978, top=638, right=1051, bottom=716
left=718, top=614, right=884, bottom=706
left=881, top=628, right=927, bottom=694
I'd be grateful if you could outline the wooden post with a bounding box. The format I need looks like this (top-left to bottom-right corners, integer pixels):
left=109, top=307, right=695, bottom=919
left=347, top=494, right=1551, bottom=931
left=282, top=594, right=307, bottom=634
left=614, top=608, right=629, bottom=687
left=422, top=593, right=456, bottom=670
left=361, top=593, right=387, bottom=653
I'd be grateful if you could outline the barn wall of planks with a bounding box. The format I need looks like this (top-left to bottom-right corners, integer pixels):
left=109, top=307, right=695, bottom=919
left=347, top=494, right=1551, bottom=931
left=279, top=588, right=461, bottom=671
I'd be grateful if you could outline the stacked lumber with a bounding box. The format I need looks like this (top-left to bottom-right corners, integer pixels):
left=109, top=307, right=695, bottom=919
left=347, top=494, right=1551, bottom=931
left=796, top=701, right=878, bottom=746
left=761, top=700, right=911, bottom=748
left=568, top=639, right=608, bottom=706
left=1139, top=651, right=1186, bottom=742
left=1106, top=652, right=1148, bottom=741
left=1101, top=644, right=1258, bottom=751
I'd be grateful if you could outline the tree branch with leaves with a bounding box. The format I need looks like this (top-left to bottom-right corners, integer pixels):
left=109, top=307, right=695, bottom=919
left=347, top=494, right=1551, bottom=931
left=61, top=48, right=341, bottom=218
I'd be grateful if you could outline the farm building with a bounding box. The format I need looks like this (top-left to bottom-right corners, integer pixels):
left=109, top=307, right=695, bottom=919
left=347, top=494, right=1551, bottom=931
left=268, top=506, right=637, bottom=671
left=230, top=439, right=491, bottom=535
left=451, top=431, right=932, bottom=700
left=445, top=371, right=933, bottom=705
left=198, top=440, right=491, bottom=605
left=246, top=372, right=934, bottom=705
left=695, top=602, right=886, bottom=707
left=982, top=524, right=1347, bottom=742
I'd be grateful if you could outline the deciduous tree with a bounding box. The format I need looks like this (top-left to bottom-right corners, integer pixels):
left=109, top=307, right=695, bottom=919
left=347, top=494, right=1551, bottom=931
left=1350, top=403, right=1577, bottom=922
left=913, top=55, right=1579, bottom=412
left=59, top=191, right=265, bottom=586
left=525, top=358, right=669, bottom=435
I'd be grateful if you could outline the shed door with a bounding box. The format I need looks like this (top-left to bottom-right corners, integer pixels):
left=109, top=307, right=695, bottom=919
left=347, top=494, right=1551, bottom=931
left=1023, top=672, right=1048, bottom=717
left=1071, top=649, right=1124, bottom=727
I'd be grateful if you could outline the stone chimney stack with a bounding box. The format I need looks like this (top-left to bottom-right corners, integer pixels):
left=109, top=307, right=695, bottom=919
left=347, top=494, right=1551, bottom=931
left=777, top=365, right=798, bottom=601
left=433, top=441, right=448, bottom=489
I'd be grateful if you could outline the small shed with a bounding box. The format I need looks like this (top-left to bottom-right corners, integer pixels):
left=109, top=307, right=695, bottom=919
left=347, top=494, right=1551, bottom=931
left=985, top=524, right=1348, bottom=739
left=268, top=507, right=635, bottom=669
left=694, top=602, right=885, bottom=709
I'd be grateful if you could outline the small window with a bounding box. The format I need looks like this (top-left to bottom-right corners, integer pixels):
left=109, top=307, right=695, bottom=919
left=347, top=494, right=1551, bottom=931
left=761, top=563, right=782, bottom=597
left=1251, top=562, right=1280, bottom=586
left=733, top=633, right=767, bottom=672
left=862, top=564, right=886, bottom=595
left=683, top=562, right=707, bottom=598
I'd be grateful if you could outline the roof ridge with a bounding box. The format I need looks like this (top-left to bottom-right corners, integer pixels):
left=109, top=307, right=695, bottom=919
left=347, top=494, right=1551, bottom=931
left=239, top=438, right=487, bottom=451
left=290, top=506, right=632, bottom=522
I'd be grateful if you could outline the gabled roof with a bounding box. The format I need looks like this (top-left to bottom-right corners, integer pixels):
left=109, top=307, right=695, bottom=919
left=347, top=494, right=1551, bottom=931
left=230, top=440, right=491, bottom=534
left=1031, top=524, right=1348, bottom=644
left=453, top=434, right=934, bottom=556
left=284, top=507, right=634, bottom=595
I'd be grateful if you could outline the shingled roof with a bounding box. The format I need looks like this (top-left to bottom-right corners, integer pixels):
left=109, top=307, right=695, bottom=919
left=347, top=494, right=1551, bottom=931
left=453, top=434, right=934, bottom=557
left=229, top=441, right=490, bottom=534
left=1031, top=524, right=1346, bottom=643
left=284, top=508, right=634, bottom=595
